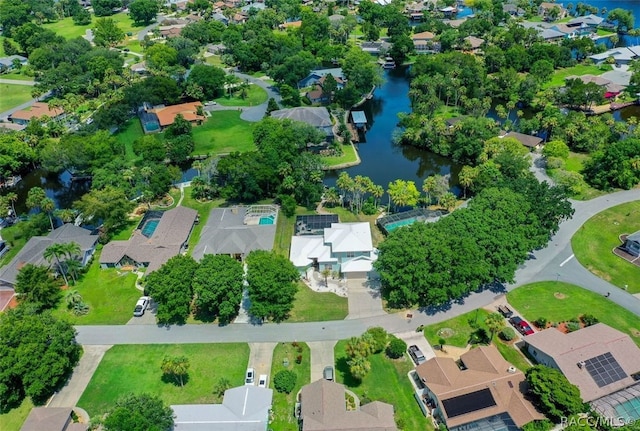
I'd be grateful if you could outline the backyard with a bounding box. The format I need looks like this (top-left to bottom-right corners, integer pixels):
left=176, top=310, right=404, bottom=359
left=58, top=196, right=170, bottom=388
left=214, top=84, right=268, bottom=107
left=545, top=63, right=612, bottom=88
left=287, top=283, right=348, bottom=322
left=114, top=119, right=144, bottom=162
left=78, top=343, right=249, bottom=417
left=270, top=342, right=311, bottom=431
left=0, top=84, right=33, bottom=112
left=571, top=201, right=640, bottom=292
left=192, top=111, right=255, bottom=155
left=320, top=142, right=359, bottom=168
left=180, top=187, right=224, bottom=252
left=507, top=281, right=640, bottom=346
left=334, top=340, right=433, bottom=431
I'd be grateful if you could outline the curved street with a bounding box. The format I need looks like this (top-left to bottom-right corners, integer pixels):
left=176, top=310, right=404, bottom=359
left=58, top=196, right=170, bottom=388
left=76, top=189, right=640, bottom=345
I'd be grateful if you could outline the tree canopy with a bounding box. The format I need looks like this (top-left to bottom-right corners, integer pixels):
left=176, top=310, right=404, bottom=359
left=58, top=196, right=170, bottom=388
left=128, top=0, right=159, bottom=25
left=146, top=255, right=198, bottom=325
left=102, top=393, right=174, bottom=431
left=526, top=365, right=585, bottom=422
left=193, top=254, right=244, bottom=324
left=14, top=264, right=61, bottom=311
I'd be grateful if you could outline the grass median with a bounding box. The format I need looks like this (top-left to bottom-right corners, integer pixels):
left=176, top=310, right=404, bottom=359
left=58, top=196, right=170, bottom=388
left=270, top=342, right=310, bottom=431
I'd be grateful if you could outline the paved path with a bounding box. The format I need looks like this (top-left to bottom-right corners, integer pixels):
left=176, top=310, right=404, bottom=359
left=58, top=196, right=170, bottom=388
left=345, top=278, right=385, bottom=320
left=0, top=78, right=35, bottom=86
left=48, top=345, right=112, bottom=407
left=233, top=72, right=281, bottom=122
left=395, top=331, right=436, bottom=362
left=0, top=90, right=51, bottom=121
left=76, top=189, right=640, bottom=345
left=248, top=342, right=276, bottom=380
left=308, top=341, right=336, bottom=381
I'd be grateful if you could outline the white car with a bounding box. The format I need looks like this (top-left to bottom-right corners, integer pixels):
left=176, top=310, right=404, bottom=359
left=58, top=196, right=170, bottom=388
left=133, top=296, right=150, bottom=317
left=258, top=374, right=268, bottom=388
left=204, top=101, right=217, bottom=106
left=245, top=368, right=255, bottom=385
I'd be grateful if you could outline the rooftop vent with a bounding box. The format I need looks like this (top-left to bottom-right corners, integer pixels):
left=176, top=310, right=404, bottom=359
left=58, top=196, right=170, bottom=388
left=507, top=366, right=517, bottom=374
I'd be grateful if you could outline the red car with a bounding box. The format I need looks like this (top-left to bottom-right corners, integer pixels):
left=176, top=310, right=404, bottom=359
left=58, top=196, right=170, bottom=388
left=510, top=316, right=535, bottom=336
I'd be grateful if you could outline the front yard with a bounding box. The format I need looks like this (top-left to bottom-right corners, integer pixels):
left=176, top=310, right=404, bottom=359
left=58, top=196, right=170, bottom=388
left=571, top=201, right=640, bottom=292
left=269, top=342, right=311, bottom=431
left=192, top=111, right=255, bottom=155
left=0, top=399, right=33, bottom=431
left=334, top=340, right=433, bottom=431
left=78, top=343, right=249, bottom=418
left=507, top=281, right=640, bottom=346
left=213, top=84, right=268, bottom=107
left=0, top=83, right=33, bottom=112
left=423, top=308, right=491, bottom=348
left=286, top=283, right=348, bottom=322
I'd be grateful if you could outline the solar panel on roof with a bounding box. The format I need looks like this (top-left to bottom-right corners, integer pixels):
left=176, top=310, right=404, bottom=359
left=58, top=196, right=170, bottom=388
left=442, top=388, right=497, bottom=418
left=295, top=214, right=339, bottom=235
left=584, top=352, right=628, bottom=388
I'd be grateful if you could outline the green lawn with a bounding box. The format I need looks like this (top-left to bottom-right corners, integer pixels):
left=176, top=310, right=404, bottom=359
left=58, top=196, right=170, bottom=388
left=0, top=224, right=29, bottom=268
left=273, top=207, right=315, bottom=257
left=43, top=13, right=145, bottom=40
left=335, top=340, right=432, bottom=431
left=507, top=281, right=640, bottom=346
left=180, top=187, right=224, bottom=251
left=214, top=84, right=268, bottom=107
left=0, top=399, right=33, bottom=431
left=0, top=84, right=33, bottom=112
left=192, top=111, right=255, bottom=155
left=320, top=143, right=359, bottom=168
left=51, top=255, right=140, bottom=325
left=78, top=343, right=249, bottom=417
left=204, top=54, right=225, bottom=67
left=0, top=71, right=34, bottom=81
left=494, top=338, right=531, bottom=372
left=545, top=64, right=612, bottom=88
left=114, top=119, right=144, bottom=162
left=423, top=308, right=491, bottom=348
left=270, top=342, right=311, bottom=431
left=287, top=283, right=348, bottom=322
left=565, top=151, right=588, bottom=173
left=571, top=201, right=640, bottom=292
left=110, top=218, right=141, bottom=241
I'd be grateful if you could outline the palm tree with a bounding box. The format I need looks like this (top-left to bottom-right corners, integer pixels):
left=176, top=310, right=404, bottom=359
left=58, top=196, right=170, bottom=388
left=347, top=354, right=371, bottom=380
left=65, top=258, right=83, bottom=284
left=422, top=176, right=437, bottom=206
left=55, top=209, right=76, bottom=224
left=485, top=312, right=506, bottom=342
left=439, top=192, right=457, bottom=212
left=320, top=267, right=331, bottom=286
left=44, top=243, right=69, bottom=286
left=192, top=160, right=204, bottom=177
left=65, top=289, right=83, bottom=308
left=41, top=198, right=56, bottom=231
left=458, top=166, right=477, bottom=199
left=5, top=192, right=17, bottom=217
left=161, top=356, right=190, bottom=387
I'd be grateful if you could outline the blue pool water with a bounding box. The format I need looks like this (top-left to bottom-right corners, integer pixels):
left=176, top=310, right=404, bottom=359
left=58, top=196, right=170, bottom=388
left=384, top=217, right=417, bottom=232
left=141, top=219, right=160, bottom=237
left=259, top=216, right=274, bottom=225
left=615, top=398, right=640, bottom=423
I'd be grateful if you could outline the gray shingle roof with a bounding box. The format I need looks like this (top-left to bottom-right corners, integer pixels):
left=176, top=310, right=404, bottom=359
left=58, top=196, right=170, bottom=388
left=0, top=224, right=98, bottom=286
left=271, top=107, right=332, bottom=128
left=20, top=407, right=87, bottom=431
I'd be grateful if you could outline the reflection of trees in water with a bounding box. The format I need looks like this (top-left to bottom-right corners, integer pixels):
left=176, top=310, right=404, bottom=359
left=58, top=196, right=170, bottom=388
left=8, top=170, right=90, bottom=214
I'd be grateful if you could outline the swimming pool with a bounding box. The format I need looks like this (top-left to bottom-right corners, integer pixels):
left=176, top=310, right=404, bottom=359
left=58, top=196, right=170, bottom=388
left=615, top=398, right=640, bottom=423
left=384, top=217, right=417, bottom=232
left=141, top=219, right=160, bottom=237
left=259, top=216, right=275, bottom=225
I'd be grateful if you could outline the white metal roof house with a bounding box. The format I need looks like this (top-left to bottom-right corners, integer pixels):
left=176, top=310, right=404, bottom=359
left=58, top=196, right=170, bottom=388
left=289, top=222, right=377, bottom=279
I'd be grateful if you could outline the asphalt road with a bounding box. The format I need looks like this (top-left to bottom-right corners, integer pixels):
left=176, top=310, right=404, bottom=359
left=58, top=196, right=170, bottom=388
left=76, top=188, right=640, bottom=345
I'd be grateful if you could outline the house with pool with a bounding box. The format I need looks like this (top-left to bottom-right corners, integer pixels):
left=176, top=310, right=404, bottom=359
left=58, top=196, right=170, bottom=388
left=524, top=323, right=640, bottom=426
left=289, top=220, right=377, bottom=280
left=99, top=206, right=198, bottom=273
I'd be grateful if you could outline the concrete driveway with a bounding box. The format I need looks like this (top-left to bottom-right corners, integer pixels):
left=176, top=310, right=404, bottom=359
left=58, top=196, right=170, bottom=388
left=308, top=341, right=336, bottom=381
left=346, top=277, right=385, bottom=320
left=126, top=299, right=157, bottom=325
left=48, top=345, right=112, bottom=407
left=395, top=331, right=436, bottom=363
left=248, top=342, right=277, bottom=381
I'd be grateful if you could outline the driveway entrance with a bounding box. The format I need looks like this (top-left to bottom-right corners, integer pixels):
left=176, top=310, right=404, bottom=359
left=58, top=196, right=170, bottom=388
left=346, top=277, right=385, bottom=319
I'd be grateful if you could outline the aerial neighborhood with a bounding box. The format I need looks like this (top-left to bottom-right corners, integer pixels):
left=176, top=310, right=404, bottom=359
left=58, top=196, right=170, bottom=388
left=0, top=0, right=640, bottom=430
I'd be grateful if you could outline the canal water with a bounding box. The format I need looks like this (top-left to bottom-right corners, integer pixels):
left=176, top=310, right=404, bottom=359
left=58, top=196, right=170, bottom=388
left=5, top=0, right=640, bottom=212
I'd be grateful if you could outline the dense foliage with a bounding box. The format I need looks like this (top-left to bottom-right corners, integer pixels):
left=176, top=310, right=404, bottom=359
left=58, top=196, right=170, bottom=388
left=102, top=393, right=174, bottom=431
left=14, top=264, right=61, bottom=311
left=146, top=255, right=198, bottom=325
left=526, top=365, right=585, bottom=422
left=273, top=370, right=297, bottom=393
left=192, top=254, right=244, bottom=324
left=246, top=250, right=299, bottom=322
left=583, top=138, right=640, bottom=190
left=0, top=309, right=81, bottom=409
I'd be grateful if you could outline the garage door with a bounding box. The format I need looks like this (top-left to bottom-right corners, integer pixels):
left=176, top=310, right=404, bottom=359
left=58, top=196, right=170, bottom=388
left=345, top=271, right=368, bottom=280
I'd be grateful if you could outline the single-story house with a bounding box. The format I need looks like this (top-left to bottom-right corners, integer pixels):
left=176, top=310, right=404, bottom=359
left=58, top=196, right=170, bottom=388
left=159, top=24, right=185, bottom=38
left=241, top=1, right=266, bottom=12
left=100, top=206, right=198, bottom=273
left=299, top=379, right=397, bottom=431
left=463, top=35, right=484, bottom=53
left=210, top=12, right=229, bottom=25
left=569, top=14, right=604, bottom=28
left=524, top=323, right=640, bottom=402
left=21, top=407, right=87, bottom=431
left=172, top=385, right=272, bottom=431
left=0, top=121, right=26, bottom=132
left=539, top=27, right=567, bottom=42
left=589, top=46, right=640, bottom=65
left=192, top=206, right=278, bottom=261
left=0, top=223, right=98, bottom=288
left=538, top=2, right=568, bottom=20
left=500, top=131, right=544, bottom=151
left=129, top=60, right=148, bottom=75
left=150, top=102, right=205, bottom=129
left=10, top=102, right=65, bottom=125
left=566, top=74, right=626, bottom=98
left=206, top=43, right=226, bottom=54
left=360, top=41, right=393, bottom=55
left=416, top=345, right=544, bottom=431
left=623, top=231, right=640, bottom=257
left=503, top=3, right=525, bottom=17
left=290, top=222, right=377, bottom=279
left=298, top=68, right=345, bottom=89
left=412, top=31, right=437, bottom=54
left=0, top=55, right=27, bottom=71
left=270, top=107, right=334, bottom=141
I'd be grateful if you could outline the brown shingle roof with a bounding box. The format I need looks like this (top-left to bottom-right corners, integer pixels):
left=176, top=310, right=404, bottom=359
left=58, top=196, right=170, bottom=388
left=503, top=131, right=543, bottom=148
left=11, top=102, right=64, bottom=121
left=300, top=380, right=397, bottom=431
left=416, top=346, right=543, bottom=428
left=524, top=324, right=640, bottom=402
left=152, top=102, right=205, bottom=127
left=100, top=207, right=197, bottom=273
left=412, top=31, right=435, bottom=40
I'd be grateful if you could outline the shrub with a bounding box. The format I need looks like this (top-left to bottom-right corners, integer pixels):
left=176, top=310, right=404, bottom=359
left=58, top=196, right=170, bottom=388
left=546, top=156, right=566, bottom=170
left=278, top=194, right=297, bottom=217
left=581, top=314, right=599, bottom=327
left=365, top=327, right=389, bottom=353
left=566, top=321, right=581, bottom=332
left=523, top=420, right=554, bottom=431
left=500, top=327, right=516, bottom=341
left=386, top=337, right=407, bottom=359
left=295, top=355, right=302, bottom=364
left=362, top=197, right=377, bottom=215
left=470, top=328, right=489, bottom=345
left=273, top=370, right=297, bottom=393
left=534, top=317, right=548, bottom=329
left=543, top=140, right=570, bottom=159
